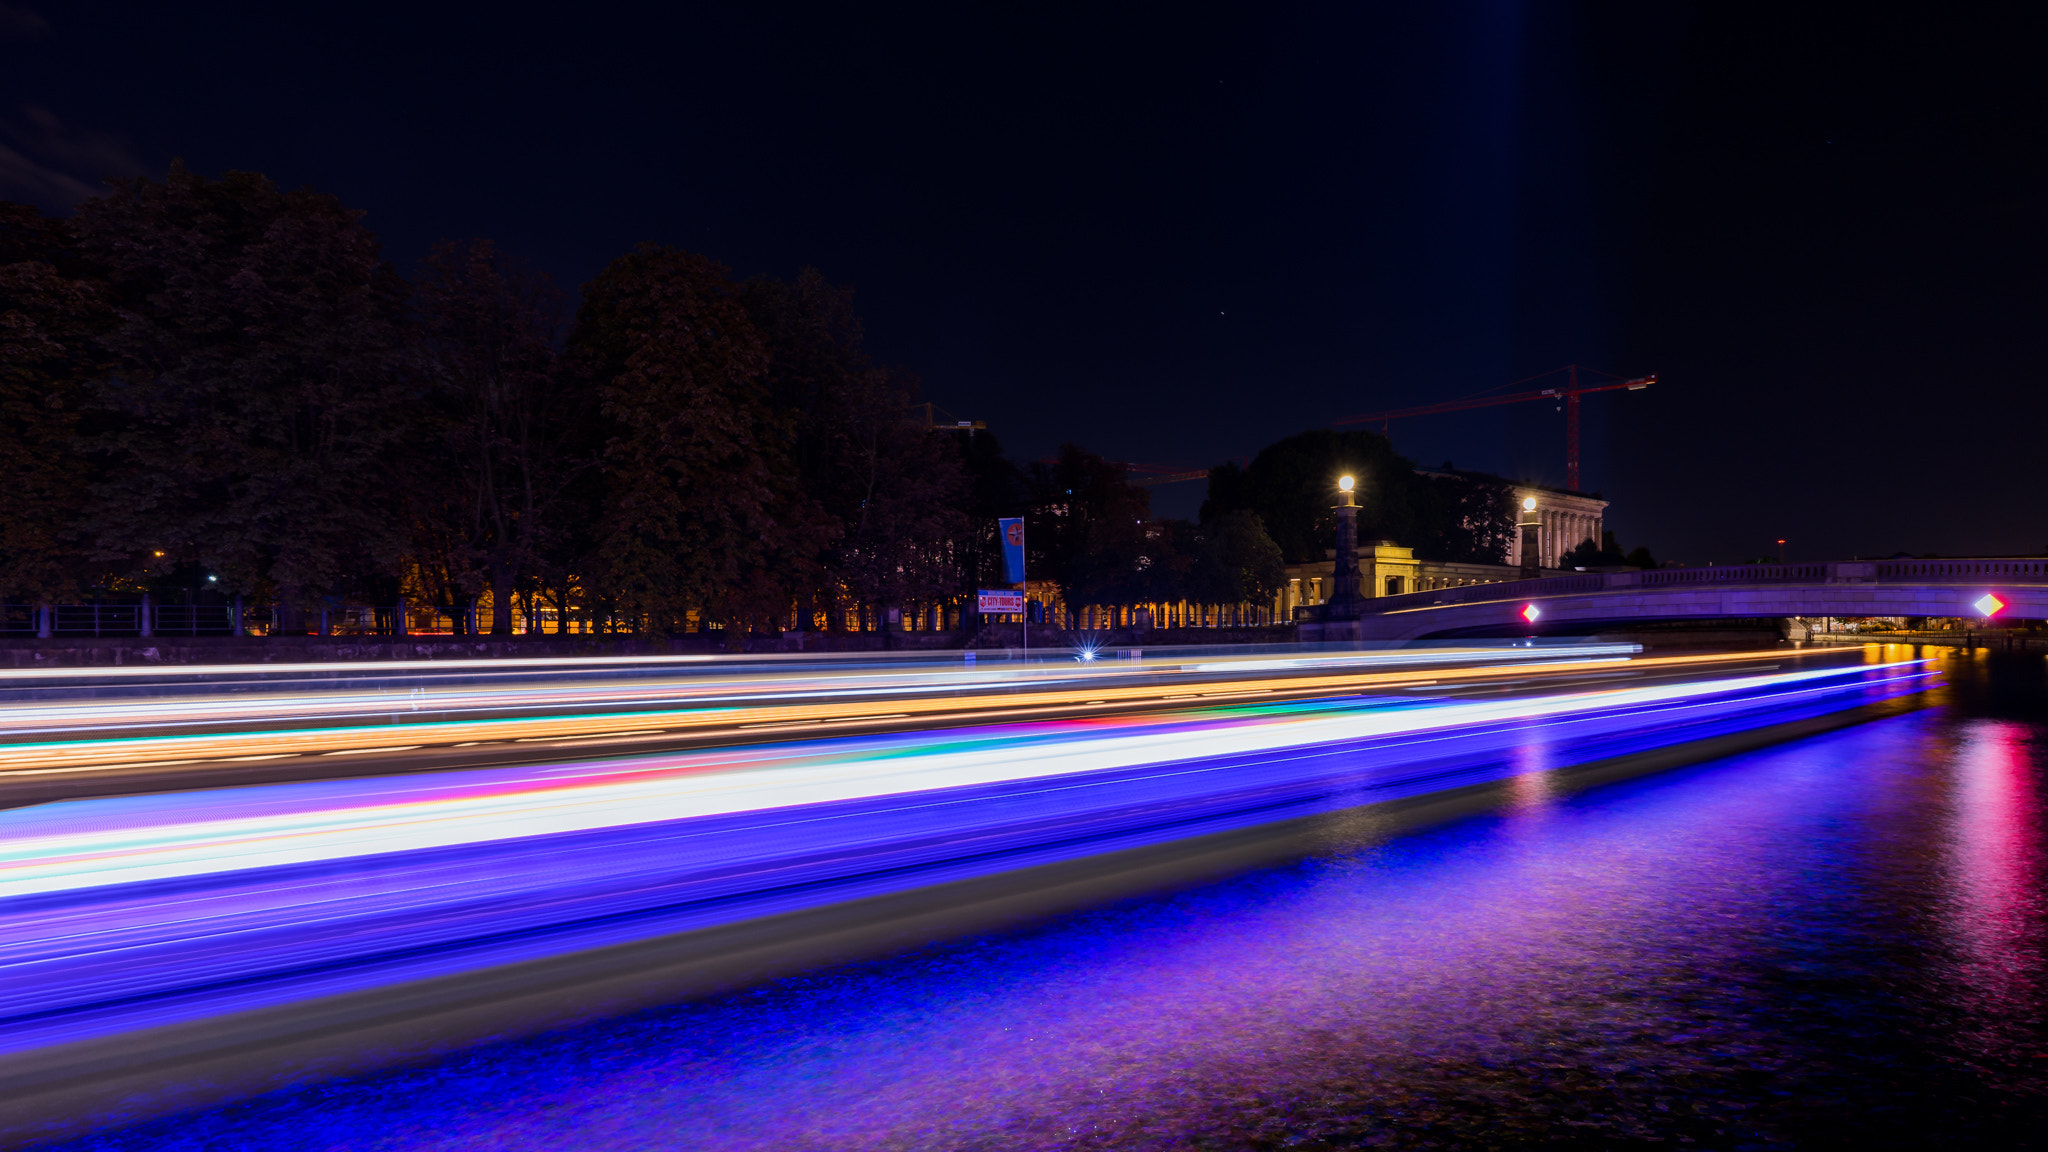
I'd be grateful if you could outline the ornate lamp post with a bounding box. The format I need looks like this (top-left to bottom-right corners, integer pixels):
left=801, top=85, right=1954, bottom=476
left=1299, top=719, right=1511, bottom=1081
left=1518, top=496, right=1542, bottom=580
left=1322, top=474, right=1368, bottom=620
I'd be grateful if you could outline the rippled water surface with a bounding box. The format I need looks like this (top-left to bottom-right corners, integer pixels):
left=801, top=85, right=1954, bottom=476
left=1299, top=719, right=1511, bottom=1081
left=57, top=650, right=2048, bottom=1150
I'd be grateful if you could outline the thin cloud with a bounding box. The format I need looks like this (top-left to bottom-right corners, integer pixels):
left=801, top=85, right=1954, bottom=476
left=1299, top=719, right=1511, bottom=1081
left=0, top=105, right=150, bottom=209
left=0, top=3, right=49, bottom=40
left=0, top=140, right=101, bottom=205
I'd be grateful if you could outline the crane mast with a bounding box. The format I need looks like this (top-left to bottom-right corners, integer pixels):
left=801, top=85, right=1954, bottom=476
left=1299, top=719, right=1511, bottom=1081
left=1333, top=365, right=1654, bottom=492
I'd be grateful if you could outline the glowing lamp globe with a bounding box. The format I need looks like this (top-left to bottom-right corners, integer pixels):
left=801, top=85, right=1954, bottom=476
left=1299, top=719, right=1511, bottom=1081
left=1522, top=497, right=1537, bottom=511
left=1338, top=476, right=1354, bottom=492
left=1520, top=604, right=1541, bottom=622
left=1975, top=593, right=2006, bottom=617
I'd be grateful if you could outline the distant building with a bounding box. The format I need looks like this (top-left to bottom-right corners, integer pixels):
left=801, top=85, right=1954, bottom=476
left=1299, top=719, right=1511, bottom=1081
left=1507, top=483, right=1609, bottom=570
left=1275, top=481, right=1611, bottom=620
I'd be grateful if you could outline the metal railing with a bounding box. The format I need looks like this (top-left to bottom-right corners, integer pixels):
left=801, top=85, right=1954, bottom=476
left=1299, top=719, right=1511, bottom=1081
left=1348, top=558, right=2048, bottom=617
left=1872, top=558, right=2048, bottom=579
left=0, top=603, right=582, bottom=639
left=10, top=561, right=2047, bottom=638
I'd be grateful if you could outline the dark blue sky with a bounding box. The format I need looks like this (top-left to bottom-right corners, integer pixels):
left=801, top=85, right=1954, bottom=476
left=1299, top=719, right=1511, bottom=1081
left=4, top=2, right=2041, bottom=562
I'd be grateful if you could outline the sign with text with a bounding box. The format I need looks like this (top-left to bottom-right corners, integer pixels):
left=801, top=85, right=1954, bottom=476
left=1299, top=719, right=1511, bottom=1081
left=977, top=590, right=1024, bottom=614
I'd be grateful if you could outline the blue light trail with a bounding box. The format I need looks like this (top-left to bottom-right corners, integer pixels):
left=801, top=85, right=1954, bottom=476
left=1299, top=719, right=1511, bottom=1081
left=0, top=657, right=1932, bottom=1077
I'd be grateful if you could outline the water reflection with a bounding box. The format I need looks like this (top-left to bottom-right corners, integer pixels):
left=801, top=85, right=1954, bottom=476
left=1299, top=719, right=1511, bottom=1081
left=1941, top=719, right=2046, bottom=1083
left=54, top=663, right=2048, bottom=1151
left=1504, top=739, right=1558, bottom=813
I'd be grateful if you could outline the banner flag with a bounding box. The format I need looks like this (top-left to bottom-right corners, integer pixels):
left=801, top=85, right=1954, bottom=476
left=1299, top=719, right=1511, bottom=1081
left=998, top=517, right=1026, bottom=584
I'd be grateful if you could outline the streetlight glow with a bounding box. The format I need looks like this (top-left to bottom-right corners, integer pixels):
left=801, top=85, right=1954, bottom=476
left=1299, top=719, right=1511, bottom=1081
left=1338, top=475, right=1354, bottom=492
left=1521, top=497, right=1537, bottom=511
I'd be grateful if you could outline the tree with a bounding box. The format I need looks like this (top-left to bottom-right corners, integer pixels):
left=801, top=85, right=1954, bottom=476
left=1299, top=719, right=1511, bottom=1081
left=1187, top=509, right=1286, bottom=607
left=1408, top=469, right=1517, bottom=564
left=1198, top=459, right=1251, bottom=525
left=571, top=245, right=832, bottom=637
left=67, top=164, right=415, bottom=612
left=741, top=269, right=967, bottom=638
left=0, top=202, right=106, bottom=600
left=950, top=427, right=1025, bottom=631
left=1561, top=529, right=1653, bottom=570
left=1028, top=444, right=1152, bottom=618
left=413, top=238, right=583, bottom=633
left=1208, top=432, right=1518, bottom=566
left=1205, top=429, right=1419, bottom=564
left=829, top=395, right=968, bottom=640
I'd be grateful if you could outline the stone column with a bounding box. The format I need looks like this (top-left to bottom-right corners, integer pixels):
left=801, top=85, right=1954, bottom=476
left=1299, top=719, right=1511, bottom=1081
left=1518, top=501, right=1542, bottom=580
left=1327, top=506, right=1359, bottom=606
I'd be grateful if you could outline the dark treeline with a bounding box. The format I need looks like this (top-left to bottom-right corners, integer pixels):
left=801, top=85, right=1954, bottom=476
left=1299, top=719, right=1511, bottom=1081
left=2, top=165, right=1521, bottom=640
left=1203, top=430, right=1519, bottom=567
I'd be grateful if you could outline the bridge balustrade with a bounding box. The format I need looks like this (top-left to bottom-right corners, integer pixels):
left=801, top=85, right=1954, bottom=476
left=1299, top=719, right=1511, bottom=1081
left=1638, top=564, right=1830, bottom=585
left=1363, top=574, right=1604, bottom=615
left=1347, top=558, right=2048, bottom=617
left=1874, top=559, right=2048, bottom=579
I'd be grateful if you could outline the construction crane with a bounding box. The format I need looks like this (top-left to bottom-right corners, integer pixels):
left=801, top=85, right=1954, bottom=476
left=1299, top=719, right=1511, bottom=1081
left=1332, top=365, right=1654, bottom=492
left=1034, top=459, right=1226, bottom=487
left=909, top=402, right=985, bottom=432
left=1125, top=462, right=1217, bottom=487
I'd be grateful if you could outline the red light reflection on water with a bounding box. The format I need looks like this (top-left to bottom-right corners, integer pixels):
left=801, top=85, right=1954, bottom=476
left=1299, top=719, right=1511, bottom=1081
left=1940, top=720, right=2046, bottom=1073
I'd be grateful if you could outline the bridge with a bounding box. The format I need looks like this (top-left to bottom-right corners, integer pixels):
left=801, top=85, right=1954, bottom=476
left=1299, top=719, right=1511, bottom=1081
left=1306, top=558, right=2048, bottom=641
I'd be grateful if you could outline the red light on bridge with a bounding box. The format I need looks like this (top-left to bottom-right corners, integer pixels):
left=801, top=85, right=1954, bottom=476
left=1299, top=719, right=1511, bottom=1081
left=1975, top=593, right=2006, bottom=617
left=1521, top=604, right=1541, bottom=623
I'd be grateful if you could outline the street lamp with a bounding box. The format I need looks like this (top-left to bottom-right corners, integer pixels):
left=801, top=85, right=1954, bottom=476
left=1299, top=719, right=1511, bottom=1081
left=1321, top=472, right=1365, bottom=619
left=1518, top=497, right=1542, bottom=579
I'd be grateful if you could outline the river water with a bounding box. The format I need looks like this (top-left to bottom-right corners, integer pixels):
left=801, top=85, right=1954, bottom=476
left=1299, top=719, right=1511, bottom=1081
left=53, top=647, right=2048, bottom=1151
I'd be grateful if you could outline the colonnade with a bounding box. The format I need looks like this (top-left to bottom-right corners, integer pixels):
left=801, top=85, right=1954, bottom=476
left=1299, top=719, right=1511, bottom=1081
left=1540, top=510, right=1603, bottom=566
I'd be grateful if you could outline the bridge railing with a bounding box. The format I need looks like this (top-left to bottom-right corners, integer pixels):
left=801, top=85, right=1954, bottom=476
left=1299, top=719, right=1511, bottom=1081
left=0, top=603, right=554, bottom=638
left=1355, top=558, right=2048, bottom=616
left=1361, top=574, right=1605, bottom=615
left=1873, top=558, right=2048, bottom=580
left=1638, top=563, right=1830, bottom=585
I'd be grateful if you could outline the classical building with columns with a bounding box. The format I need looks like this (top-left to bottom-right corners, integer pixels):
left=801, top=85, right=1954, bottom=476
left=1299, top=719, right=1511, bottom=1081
left=1275, top=482, right=1611, bottom=620
left=1507, top=484, right=1609, bottom=569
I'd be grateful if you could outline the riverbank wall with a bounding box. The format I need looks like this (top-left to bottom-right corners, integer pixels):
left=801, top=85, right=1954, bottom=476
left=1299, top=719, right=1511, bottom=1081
left=1807, top=629, right=2048, bottom=653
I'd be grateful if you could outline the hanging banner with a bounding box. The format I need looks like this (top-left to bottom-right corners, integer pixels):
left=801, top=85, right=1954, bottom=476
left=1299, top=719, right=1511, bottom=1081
left=978, top=590, right=1024, bottom=614
left=998, top=517, right=1026, bottom=584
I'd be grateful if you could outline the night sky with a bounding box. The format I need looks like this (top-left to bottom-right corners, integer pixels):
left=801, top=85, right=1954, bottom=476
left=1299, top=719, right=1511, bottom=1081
left=3, top=2, right=2041, bottom=564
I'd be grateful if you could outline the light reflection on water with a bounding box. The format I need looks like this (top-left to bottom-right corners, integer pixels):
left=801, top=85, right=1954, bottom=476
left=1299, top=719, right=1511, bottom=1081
left=1940, top=718, right=2045, bottom=1091
left=56, top=652, right=2048, bottom=1150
